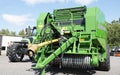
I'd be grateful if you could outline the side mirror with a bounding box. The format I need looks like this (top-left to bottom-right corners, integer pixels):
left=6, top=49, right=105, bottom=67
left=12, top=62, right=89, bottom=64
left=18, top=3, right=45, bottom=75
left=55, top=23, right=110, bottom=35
left=25, top=26, right=31, bottom=36
left=25, top=28, right=28, bottom=35
left=33, top=26, right=36, bottom=30
left=25, top=28, right=27, bottom=33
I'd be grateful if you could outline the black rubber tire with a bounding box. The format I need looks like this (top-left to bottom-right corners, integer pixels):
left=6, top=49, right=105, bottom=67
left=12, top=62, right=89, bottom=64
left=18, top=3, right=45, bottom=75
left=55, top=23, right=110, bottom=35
left=7, top=43, right=24, bottom=62
left=0, top=49, right=1, bottom=55
left=98, top=46, right=110, bottom=71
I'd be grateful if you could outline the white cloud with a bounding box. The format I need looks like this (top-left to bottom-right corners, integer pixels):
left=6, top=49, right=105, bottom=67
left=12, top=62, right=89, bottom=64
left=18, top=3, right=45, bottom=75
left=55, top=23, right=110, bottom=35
left=75, top=0, right=97, bottom=5
left=22, top=0, right=66, bottom=5
left=22, top=0, right=97, bottom=5
left=2, top=14, right=34, bottom=25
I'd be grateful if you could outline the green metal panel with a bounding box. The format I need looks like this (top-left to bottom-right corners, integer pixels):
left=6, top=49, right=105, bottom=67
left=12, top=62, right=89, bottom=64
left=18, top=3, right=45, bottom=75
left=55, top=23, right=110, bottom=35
left=36, top=12, right=49, bottom=35
left=85, top=7, right=106, bottom=38
left=85, top=7, right=96, bottom=33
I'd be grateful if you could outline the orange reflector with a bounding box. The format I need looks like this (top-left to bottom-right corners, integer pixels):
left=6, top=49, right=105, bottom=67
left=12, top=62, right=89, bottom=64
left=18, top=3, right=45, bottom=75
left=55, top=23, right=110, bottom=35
left=114, top=53, right=120, bottom=56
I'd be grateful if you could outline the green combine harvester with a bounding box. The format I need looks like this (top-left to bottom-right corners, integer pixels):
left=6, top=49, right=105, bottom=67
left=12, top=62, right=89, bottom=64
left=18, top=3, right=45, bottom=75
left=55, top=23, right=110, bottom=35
left=8, top=6, right=110, bottom=75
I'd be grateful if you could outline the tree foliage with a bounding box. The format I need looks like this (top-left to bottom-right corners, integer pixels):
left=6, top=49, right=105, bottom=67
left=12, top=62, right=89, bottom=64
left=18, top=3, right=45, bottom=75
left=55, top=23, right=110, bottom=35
left=10, top=31, right=16, bottom=36
left=0, top=29, right=26, bottom=36
left=0, top=29, right=10, bottom=35
left=0, top=29, right=16, bottom=36
left=18, top=29, right=25, bottom=36
left=107, top=19, right=120, bottom=46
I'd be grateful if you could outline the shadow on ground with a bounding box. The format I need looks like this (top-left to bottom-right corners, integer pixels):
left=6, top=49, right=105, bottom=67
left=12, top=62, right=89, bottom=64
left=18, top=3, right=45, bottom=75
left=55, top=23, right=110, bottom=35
left=46, top=67, right=96, bottom=75
left=32, top=65, right=96, bottom=75
left=21, top=59, right=31, bottom=62
left=8, top=59, right=31, bottom=63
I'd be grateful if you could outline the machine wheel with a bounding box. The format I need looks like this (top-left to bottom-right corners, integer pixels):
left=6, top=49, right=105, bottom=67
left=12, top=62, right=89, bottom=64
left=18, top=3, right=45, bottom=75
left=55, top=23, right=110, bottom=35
left=98, top=47, right=110, bottom=71
left=8, top=43, right=24, bottom=62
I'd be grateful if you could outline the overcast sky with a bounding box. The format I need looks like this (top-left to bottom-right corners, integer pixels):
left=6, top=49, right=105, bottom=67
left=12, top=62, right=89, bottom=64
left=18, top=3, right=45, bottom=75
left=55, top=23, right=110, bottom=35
left=0, top=0, right=119, bottom=32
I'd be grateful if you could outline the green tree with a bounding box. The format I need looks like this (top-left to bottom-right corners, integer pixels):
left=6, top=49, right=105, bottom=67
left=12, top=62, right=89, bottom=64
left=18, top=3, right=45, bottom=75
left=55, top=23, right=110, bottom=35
left=10, top=31, right=16, bottom=36
left=18, top=29, right=25, bottom=36
left=0, top=29, right=10, bottom=35
left=107, top=19, right=120, bottom=46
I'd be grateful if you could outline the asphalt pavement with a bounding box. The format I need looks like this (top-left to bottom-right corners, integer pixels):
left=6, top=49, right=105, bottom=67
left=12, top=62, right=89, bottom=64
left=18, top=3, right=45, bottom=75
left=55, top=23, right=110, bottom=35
left=0, top=51, right=120, bottom=75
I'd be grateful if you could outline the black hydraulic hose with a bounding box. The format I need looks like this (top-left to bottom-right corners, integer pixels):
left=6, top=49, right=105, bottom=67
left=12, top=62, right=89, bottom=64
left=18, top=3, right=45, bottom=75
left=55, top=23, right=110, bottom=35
left=39, top=24, right=48, bottom=43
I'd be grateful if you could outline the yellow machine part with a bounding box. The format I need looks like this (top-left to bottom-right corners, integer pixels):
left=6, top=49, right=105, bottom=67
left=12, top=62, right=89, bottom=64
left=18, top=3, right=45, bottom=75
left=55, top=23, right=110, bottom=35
left=28, top=38, right=59, bottom=53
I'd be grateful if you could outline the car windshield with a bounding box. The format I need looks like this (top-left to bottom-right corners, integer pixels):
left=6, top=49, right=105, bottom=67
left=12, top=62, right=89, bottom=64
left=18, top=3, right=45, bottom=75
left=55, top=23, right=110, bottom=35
left=111, top=46, right=117, bottom=51
left=112, top=46, right=116, bottom=49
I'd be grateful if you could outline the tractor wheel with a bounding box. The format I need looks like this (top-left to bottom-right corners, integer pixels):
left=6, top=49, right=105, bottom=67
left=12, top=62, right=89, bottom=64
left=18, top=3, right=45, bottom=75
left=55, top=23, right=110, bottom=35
left=7, top=43, right=24, bottom=62
left=98, top=46, right=110, bottom=71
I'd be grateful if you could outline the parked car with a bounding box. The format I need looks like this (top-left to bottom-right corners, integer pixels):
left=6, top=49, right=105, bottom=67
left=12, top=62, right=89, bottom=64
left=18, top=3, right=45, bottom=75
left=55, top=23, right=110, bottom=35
left=110, top=46, right=117, bottom=56
left=115, top=46, right=120, bottom=52
left=114, top=46, right=120, bottom=56
left=110, top=46, right=120, bottom=56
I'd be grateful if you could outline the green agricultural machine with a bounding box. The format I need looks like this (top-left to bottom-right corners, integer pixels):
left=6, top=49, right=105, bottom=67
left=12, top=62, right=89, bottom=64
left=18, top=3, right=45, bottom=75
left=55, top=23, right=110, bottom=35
left=28, top=6, right=110, bottom=74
